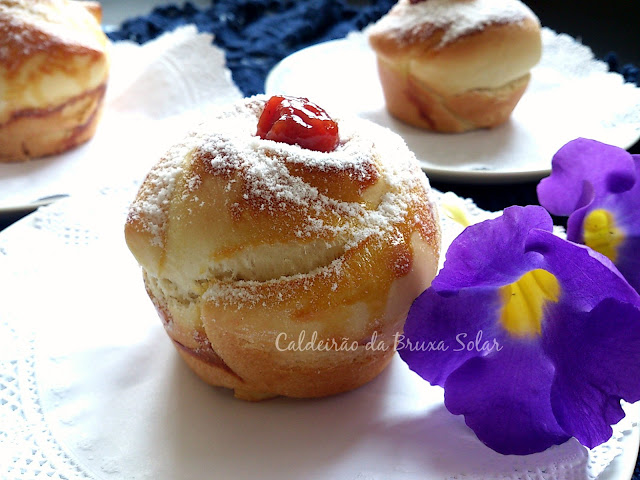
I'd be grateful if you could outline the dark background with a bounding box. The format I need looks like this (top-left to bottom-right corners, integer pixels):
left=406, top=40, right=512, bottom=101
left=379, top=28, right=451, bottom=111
left=524, top=0, right=638, bottom=66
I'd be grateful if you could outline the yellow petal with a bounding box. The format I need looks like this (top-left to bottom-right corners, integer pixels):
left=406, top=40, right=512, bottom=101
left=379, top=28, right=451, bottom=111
left=583, top=209, right=624, bottom=263
left=499, top=269, right=560, bottom=338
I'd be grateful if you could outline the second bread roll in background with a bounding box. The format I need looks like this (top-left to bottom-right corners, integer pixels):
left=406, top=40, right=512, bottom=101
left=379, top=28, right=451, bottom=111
left=368, top=0, right=542, bottom=133
left=125, top=96, right=441, bottom=401
left=0, top=0, right=110, bottom=162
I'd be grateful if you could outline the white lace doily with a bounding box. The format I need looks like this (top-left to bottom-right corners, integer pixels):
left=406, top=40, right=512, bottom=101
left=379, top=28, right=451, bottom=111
left=1, top=185, right=637, bottom=480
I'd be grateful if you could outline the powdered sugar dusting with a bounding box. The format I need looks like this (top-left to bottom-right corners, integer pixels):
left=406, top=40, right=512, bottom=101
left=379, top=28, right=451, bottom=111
left=197, top=96, right=436, bottom=305
left=127, top=131, right=206, bottom=246
left=369, top=0, right=537, bottom=47
left=193, top=96, right=429, bottom=247
left=130, top=95, right=438, bottom=305
left=0, top=0, right=105, bottom=68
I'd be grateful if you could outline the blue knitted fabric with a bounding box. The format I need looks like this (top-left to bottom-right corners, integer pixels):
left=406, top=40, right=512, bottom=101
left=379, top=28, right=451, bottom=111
left=107, top=1, right=640, bottom=98
left=605, top=52, right=640, bottom=87
left=108, top=0, right=396, bottom=96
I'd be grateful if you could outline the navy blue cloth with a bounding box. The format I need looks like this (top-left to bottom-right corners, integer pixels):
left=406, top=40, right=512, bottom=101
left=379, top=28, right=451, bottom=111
left=108, top=0, right=396, bottom=97
left=604, top=52, right=640, bottom=86
left=107, top=1, right=640, bottom=475
left=108, top=1, right=640, bottom=99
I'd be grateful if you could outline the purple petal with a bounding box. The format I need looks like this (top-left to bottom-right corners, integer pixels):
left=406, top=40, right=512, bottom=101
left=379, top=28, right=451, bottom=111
left=566, top=157, right=640, bottom=243
left=605, top=157, right=640, bottom=237
left=434, top=206, right=552, bottom=294
left=564, top=157, right=640, bottom=293
left=617, top=237, right=640, bottom=293
left=399, top=288, right=505, bottom=387
left=565, top=205, right=589, bottom=244
left=524, top=229, right=639, bottom=309
left=444, top=342, right=570, bottom=455
left=537, top=138, right=636, bottom=216
left=544, top=299, right=640, bottom=448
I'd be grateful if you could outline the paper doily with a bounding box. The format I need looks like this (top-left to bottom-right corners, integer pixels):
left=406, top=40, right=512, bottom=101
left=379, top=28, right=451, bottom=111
left=0, top=184, right=637, bottom=480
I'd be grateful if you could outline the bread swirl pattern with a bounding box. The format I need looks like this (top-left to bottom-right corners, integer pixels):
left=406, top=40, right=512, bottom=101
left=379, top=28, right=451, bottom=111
left=125, top=96, right=441, bottom=400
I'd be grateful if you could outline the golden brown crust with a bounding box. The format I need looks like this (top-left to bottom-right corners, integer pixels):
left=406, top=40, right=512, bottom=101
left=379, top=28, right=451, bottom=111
left=147, top=277, right=276, bottom=400
left=0, top=83, right=106, bottom=162
left=80, top=1, right=102, bottom=23
left=0, top=0, right=110, bottom=161
left=368, top=1, right=541, bottom=132
left=140, top=222, right=421, bottom=401
left=173, top=345, right=277, bottom=401
left=125, top=96, right=441, bottom=400
left=197, top=233, right=437, bottom=399
left=0, top=0, right=107, bottom=71
left=377, top=57, right=530, bottom=132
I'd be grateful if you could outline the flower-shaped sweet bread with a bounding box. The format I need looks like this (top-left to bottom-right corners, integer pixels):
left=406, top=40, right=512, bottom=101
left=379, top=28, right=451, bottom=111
left=125, top=96, right=441, bottom=400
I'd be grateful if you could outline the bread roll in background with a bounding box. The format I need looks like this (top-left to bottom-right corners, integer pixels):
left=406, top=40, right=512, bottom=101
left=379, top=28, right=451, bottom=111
left=125, top=96, right=441, bottom=400
left=0, top=0, right=110, bottom=162
left=368, top=0, right=542, bottom=133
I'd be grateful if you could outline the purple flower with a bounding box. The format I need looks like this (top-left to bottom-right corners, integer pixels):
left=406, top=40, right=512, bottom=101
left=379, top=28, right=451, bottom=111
left=537, top=138, right=640, bottom=293
left=399, top=206, right=640, bottom=455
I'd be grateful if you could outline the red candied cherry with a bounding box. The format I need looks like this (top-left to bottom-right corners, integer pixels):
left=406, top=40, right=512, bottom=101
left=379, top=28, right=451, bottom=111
left=256, top=96, right=339, bottom=153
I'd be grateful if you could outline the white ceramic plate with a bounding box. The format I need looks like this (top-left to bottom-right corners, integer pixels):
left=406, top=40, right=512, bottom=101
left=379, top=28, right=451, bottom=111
left=0, top=189, right=637, bottom=480
left=265, top=30, right=640, bottom=184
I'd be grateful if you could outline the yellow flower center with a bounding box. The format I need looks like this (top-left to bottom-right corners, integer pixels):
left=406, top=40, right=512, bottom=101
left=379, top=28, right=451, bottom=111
left=441, top=202, right=471, bottom=227
left=583, top=209, right=624, bottom=263
left=499, top=269, right=560, bottom=338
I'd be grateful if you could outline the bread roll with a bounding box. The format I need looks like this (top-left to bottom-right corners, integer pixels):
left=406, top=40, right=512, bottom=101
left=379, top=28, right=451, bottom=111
left=368, top=0, right=542, bottom=133
left=125, top=96, right=441, bottom=400
left=0, top=0, right=110, bottom=162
